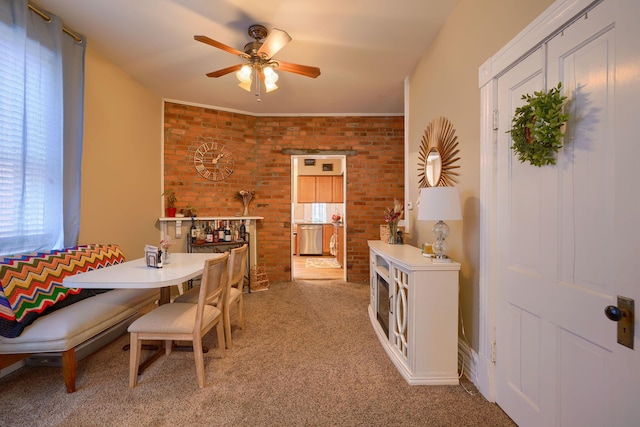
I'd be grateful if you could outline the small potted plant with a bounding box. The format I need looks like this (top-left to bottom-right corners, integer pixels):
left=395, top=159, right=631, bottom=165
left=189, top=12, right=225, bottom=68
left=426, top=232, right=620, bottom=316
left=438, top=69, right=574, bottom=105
left=182, top=203, right=197, bottom=218
left=162, top=189, right=177, bottom=217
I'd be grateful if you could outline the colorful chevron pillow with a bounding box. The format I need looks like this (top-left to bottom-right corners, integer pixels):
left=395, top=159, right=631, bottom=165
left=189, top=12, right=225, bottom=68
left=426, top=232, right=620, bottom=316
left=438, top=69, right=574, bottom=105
left=0, top=249, right=68, bottom=323
left=0, top=244, right=125, bottom=337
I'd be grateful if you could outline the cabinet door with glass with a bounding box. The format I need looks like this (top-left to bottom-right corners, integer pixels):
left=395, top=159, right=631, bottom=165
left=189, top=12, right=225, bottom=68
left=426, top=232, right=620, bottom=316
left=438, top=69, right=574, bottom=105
left=390, top=264, right=410, bottom=363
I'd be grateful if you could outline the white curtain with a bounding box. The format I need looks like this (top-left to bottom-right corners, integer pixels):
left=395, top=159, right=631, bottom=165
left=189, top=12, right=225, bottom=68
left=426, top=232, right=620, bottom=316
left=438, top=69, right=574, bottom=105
left=0, top=0, right=85, bottom=255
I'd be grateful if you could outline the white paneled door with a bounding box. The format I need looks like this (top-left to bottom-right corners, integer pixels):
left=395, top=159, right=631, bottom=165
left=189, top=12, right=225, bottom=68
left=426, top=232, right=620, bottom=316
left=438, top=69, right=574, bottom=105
left=494, top=1, right=640, bottom=426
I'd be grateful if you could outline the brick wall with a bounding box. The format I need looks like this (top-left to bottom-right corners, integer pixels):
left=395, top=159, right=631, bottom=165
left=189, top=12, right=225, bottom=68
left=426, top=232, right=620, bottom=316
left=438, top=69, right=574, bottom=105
left=164, top=101, right=404, bottom=283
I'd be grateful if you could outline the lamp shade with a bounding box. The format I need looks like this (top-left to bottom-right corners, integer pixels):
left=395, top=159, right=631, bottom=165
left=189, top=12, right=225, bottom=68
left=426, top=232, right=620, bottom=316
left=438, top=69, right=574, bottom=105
left=418, top=187, right=462, bottom=221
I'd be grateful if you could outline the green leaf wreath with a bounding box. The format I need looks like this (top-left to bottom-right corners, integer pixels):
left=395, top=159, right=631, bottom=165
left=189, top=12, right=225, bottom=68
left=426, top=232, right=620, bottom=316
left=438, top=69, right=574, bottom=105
left=508, top=82, right=569, bottom=167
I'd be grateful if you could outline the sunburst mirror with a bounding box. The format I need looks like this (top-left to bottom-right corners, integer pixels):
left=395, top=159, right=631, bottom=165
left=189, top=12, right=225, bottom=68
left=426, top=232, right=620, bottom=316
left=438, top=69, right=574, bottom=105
left=417, top=116, right=460, bottom=187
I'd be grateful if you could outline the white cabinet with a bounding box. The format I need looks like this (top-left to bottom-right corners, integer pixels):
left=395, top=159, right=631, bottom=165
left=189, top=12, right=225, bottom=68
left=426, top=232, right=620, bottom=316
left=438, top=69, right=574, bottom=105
left=368, top=240, right=460, bottom=385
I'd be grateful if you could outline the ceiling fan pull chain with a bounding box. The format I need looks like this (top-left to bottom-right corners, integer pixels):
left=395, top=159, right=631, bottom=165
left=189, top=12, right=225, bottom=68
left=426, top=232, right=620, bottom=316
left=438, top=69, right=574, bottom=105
left=255, top=67, right=262, bottom=102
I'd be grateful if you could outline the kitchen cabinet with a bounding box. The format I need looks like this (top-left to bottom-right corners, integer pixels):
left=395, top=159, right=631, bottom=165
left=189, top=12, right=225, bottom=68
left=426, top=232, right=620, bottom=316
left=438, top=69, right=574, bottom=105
left=297, top=175, right=343, bottom=203
left=322, top=224, right=333, bottom=255
left=332, top=176, right=343, bottom=203
left=336, top=225, right=344, bottom=266
left=316, top=176, right=333, bottom=202
left=293, top=224, right=299, bottom=255
left=297, top=176, right=316, bottom=203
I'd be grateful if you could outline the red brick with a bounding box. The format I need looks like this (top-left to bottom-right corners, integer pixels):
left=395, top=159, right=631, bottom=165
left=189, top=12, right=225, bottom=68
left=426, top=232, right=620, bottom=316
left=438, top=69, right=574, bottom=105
left=164, top=102, right=404, bottom=282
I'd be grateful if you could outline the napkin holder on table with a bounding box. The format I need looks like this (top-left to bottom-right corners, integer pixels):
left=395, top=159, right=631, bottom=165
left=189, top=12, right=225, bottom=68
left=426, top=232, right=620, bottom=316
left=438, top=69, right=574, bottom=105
left=145, top=245, right=162, bottom=268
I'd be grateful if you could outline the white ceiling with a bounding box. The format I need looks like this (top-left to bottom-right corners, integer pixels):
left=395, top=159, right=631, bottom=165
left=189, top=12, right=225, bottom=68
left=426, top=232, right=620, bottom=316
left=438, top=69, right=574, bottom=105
left=33, top=0, right=458, bottom=115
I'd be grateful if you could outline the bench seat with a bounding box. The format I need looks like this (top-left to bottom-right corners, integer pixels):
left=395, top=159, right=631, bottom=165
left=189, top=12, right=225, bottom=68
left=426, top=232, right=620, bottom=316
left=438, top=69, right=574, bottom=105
left=0, top=288, right=156, bottom=354
left=0, top=244, right=159, bottom=392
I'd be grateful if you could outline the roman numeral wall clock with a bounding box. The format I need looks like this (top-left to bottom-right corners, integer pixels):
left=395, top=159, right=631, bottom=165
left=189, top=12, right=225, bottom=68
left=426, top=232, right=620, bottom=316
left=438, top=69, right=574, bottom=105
left=193, top=142, right=234, bottom=181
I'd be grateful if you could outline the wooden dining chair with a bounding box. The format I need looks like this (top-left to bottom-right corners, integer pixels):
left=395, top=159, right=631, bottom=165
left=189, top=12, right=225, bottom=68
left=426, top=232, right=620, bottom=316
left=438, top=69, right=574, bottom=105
left=175, top=244, right=247, bottom=349
left=127, top=253, right=229, bottom=389
left=223, top=244, right=248, bottom=349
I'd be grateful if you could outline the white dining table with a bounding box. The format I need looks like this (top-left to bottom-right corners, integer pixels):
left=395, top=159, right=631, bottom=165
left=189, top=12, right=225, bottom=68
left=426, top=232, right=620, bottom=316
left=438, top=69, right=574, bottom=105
left=63, top=252, right=225, bottom=304
left=62, top=252, right=226, bottom=373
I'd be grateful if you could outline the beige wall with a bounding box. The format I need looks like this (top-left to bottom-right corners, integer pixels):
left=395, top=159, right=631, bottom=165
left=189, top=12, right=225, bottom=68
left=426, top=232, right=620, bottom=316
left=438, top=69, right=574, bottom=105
left=80, top=45, right=163, bottom=259
left=406, top=0, right=553, bottom=349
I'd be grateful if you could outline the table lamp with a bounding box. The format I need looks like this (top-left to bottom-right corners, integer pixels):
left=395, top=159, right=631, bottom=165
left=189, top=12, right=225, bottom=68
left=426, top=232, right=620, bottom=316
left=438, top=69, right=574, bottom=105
left=418, top=187, right=462, bottom=262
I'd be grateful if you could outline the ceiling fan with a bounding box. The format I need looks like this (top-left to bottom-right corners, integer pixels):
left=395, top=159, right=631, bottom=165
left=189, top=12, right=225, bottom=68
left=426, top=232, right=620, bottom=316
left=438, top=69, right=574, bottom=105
left=195, top=24, right=321, bottom=96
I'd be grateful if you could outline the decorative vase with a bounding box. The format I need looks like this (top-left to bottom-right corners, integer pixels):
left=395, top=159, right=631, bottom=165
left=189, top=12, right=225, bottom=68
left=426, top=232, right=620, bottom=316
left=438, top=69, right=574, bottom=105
left=243, top=205, right=249, bottom=216
left=389, top=222, right=398, bottom=244
left=163, top=248, right=171, bottom=264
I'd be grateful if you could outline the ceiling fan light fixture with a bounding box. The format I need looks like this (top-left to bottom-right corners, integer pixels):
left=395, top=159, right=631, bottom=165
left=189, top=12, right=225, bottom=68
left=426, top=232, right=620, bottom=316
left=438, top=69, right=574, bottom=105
left=263, top=66, right=279, bottom=92
left=236, top=65, right=252, bottom=83
left=238, top=78, right=252, bottom=92
left=264, top=81, right=278, bottom=93
left=236, top=65, right=253, bottom=91
left=263, top=66, right=278, bottom=82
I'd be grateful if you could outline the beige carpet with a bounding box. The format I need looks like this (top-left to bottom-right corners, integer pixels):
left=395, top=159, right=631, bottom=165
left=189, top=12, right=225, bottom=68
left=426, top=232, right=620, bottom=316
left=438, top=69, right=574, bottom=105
left=0, top=280, right=515, bottom=426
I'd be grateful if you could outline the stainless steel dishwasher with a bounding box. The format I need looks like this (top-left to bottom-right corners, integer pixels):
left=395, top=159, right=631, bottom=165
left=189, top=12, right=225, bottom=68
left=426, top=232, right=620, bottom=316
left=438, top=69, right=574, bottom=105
left=299, top=224, right=323, bottom=255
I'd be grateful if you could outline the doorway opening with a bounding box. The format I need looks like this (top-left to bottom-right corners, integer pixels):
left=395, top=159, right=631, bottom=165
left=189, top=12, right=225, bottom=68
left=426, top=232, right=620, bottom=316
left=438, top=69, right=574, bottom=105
left=291, top=155, right=346, bottom=281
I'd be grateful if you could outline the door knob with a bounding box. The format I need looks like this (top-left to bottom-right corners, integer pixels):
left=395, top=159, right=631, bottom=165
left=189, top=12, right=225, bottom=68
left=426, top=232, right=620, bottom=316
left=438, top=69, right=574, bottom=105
left=604, top=296, right=634, bottom=349
left=604, top=305, right=624, bottom=321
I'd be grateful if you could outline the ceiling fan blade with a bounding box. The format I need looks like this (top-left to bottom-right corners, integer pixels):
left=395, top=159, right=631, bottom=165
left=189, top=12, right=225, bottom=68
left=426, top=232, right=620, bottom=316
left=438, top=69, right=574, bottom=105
left=276, top=61, right=321, bottom=78
left=194, top=35, right=245, bottom=57
left=206, top=64, right=243, bottom=78
left=257, top=28, right=291, bottom=58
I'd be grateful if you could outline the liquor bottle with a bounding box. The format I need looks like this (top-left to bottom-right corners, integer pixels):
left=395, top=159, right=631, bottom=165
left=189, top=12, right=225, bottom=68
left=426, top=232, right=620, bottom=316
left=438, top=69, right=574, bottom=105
left=213, top=223, right=219, bottom=243
left=190, top=218, right=197, bottom=243
left=224, top=221, right=232, bottom=242
left=205, top=222, right=213, bottom=243
left=239, top=220, right=246, bottom=241
left=232, top=223, right=238, bottom=241
left=218, top=220, right=225, bottom=242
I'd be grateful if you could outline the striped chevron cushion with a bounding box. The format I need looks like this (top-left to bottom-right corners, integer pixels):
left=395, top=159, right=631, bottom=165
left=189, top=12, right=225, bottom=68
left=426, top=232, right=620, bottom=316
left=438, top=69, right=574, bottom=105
left=0, top=244, right=125, bottom=338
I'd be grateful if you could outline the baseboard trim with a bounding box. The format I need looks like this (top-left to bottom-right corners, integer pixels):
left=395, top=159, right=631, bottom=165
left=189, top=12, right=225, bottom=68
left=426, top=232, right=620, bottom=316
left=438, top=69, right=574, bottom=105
left=458, top=338, right=477, bottom=384
left=458, top=337, right=495, bottom=401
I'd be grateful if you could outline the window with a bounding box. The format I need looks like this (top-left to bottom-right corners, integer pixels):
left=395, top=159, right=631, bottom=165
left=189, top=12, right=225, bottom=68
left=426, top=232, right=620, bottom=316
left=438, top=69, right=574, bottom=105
left=0, top=3, right=66, bottom=255
left=311, top=203, right=327, bottom=223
